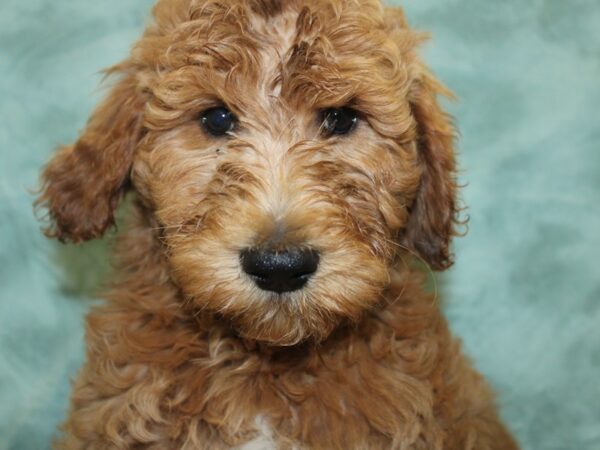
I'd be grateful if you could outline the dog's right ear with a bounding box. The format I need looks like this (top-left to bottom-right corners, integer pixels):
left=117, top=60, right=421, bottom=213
left=36, top=64, right=146, bottom=243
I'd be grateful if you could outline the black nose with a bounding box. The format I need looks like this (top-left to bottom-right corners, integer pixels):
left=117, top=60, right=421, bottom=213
left=240, top=248, right=320, bottom=294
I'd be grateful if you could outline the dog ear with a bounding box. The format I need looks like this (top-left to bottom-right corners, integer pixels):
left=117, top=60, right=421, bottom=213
left=401, top=66, right=459, bottom=271
left=36, top=65, right=146, bottom=243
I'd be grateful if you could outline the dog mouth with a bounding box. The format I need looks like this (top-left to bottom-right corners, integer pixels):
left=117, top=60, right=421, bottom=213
left=164, top=215, right=392, bottom=346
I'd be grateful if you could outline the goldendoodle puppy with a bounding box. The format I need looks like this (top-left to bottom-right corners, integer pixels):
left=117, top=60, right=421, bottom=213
left=37, top=0, right=520, bottom=448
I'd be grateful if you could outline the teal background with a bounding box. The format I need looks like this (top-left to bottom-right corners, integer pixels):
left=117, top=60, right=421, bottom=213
left=1, top=0, right=599, bottom=448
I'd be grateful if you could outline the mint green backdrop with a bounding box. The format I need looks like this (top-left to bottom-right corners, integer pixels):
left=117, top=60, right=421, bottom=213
left=1, top=1, right=599, bottom=449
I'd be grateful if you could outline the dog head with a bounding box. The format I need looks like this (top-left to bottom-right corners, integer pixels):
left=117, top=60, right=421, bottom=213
left=37, top=0, right=458, bottom=345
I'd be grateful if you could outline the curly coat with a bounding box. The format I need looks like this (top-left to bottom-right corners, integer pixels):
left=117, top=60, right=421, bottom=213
left=37, top=0, right=519, bottom=448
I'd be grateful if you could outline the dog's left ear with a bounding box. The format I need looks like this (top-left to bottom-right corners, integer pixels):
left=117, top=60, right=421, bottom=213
left=36, top=64, right=146, bottom=243
left=401, top=68, right=459, bottom=270
left=386, top=8, right=460, bottom=270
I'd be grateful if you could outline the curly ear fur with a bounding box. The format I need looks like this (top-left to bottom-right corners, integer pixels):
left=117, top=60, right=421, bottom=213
left=384, top=7, right=459, bottom=270
left=36, top=64, right=146, bottom=243
left=402, top=68, right=459, bottom=271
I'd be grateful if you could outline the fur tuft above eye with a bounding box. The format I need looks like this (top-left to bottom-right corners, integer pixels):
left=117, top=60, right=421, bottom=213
left=321, top=107, right=359, bottom=136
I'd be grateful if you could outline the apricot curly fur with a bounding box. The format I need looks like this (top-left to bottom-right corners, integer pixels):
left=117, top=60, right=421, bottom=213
left=37, top=0, right=519, bottom=448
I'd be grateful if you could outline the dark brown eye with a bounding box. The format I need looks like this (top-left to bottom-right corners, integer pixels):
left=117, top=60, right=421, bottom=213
left=200, top=107, right=235, bottom=136
left=321, top=107, right=359, bottom=136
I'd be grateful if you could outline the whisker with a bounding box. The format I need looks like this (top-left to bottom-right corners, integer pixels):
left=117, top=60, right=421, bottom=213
left=382, top=236, right=439, bottom=306
left=385, top=253, right=409, bottom=307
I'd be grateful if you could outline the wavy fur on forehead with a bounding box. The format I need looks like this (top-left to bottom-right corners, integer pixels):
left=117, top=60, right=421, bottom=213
left=37, top=0, right=519, bottom=449
left=142, top=0, right=424, bottom=125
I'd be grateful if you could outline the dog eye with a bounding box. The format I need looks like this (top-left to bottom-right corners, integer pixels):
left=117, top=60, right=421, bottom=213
left=200, top=107, right=235, bottom=136
left=321, top=107, right=358, bottom=136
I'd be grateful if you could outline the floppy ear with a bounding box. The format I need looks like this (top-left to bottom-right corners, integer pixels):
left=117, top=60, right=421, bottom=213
left=401, top=66, right=459, bottom=271
left=36, top=64, right=146, bottom=243
left=383, top=8, right=460, bottom=270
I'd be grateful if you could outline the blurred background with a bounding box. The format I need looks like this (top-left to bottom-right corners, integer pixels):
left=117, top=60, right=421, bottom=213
left=0, top=0, right=599, bottom=448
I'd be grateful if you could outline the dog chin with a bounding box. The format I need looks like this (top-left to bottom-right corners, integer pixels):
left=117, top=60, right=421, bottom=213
left=236, top=323, right=314, bottom=347
left=235, top=314, right=340, bottom=347
left=219, top=298, right=340, bottom=347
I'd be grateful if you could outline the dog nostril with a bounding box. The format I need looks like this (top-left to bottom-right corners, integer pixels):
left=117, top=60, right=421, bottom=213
left=240, top=248, right=320, bottom=294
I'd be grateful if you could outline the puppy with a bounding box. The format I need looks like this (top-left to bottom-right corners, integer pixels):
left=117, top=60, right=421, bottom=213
left=37, top=0, right=520, bottom=448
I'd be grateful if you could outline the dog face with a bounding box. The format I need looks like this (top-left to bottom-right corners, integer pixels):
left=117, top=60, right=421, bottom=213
left=38, top=0, right=458, bottom=345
